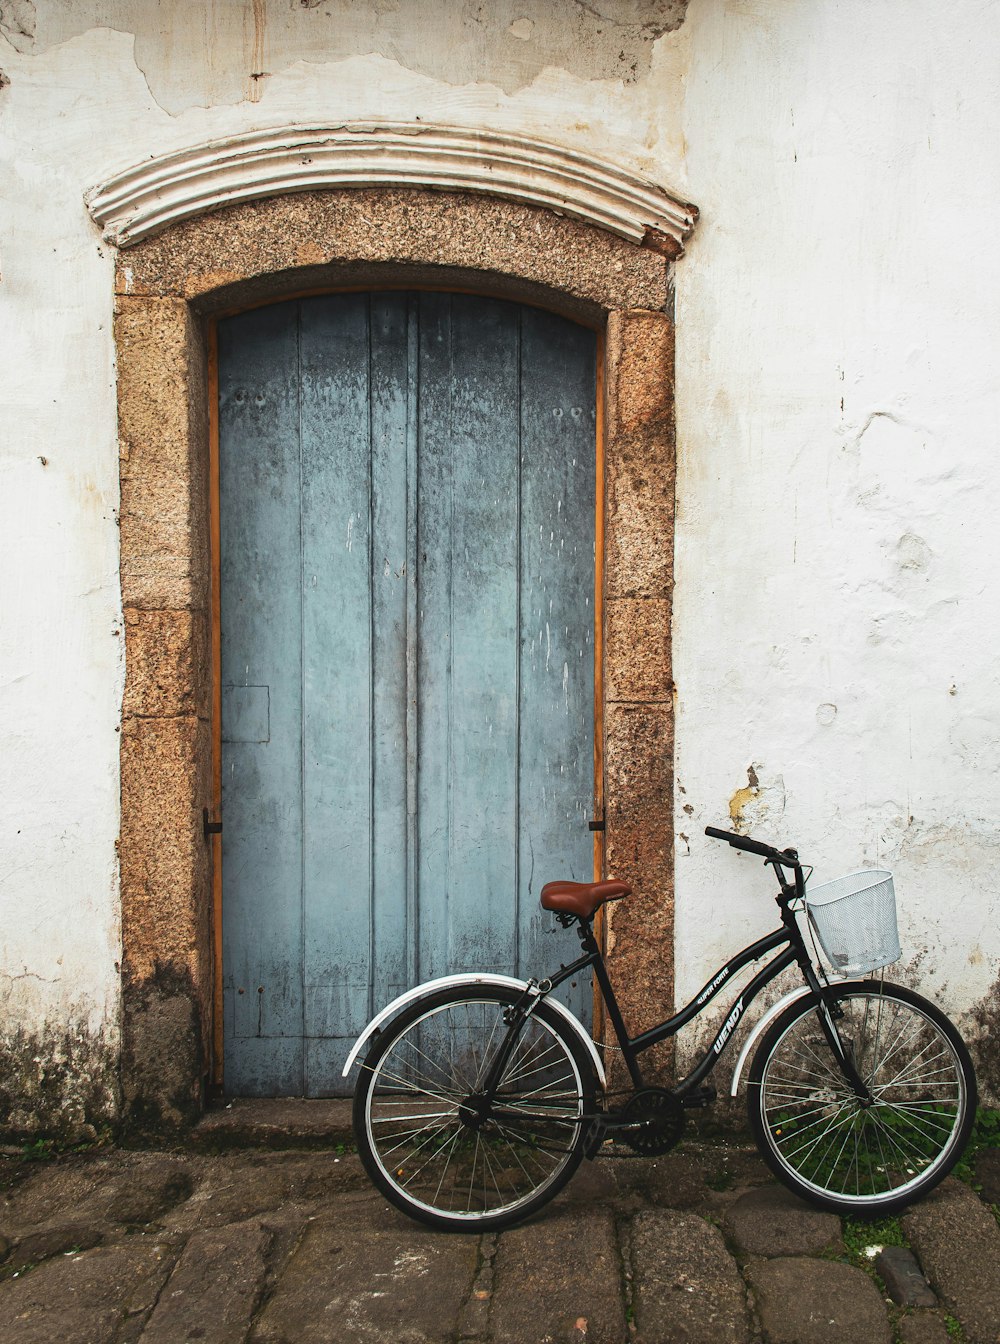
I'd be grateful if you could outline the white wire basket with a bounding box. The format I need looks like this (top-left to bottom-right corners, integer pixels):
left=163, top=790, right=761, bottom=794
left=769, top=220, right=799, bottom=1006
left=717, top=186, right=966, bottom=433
left=804, top=869, right=901, bottom=977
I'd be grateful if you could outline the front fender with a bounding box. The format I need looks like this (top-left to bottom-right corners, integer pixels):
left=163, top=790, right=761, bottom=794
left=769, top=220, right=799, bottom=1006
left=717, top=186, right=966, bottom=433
left=341, top=973, right=607, bottom=1087
left=729, top=984, right=815, bottom=1096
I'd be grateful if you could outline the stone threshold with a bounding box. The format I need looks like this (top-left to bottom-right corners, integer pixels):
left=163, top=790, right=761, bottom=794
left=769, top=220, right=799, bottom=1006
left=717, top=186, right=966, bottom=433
left=191, top=1097, right=355, bottom=1150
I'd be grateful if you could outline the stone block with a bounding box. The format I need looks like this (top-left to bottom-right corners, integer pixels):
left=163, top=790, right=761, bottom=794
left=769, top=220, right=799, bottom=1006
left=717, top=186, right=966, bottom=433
left=897, top=1311, right=952, bottom=1344
left=248, top=1207, right=479, bottom=1343
left=118, top=465, right=209, bottom=611
left=745, top=1256, right=892, bottom=1344
left=605, top=596, right=671, bottom=703
left=631, top=1208, right=750, bottom=1344
left=0, top=1241, right=176, bottom=1344
left=604, top=700, right=673, bottom=831
left=605, top=309, right=675, bottom=444
left=876, top=1245, right=937, bottom=1308
left=903, top=1178, right=1000, bottom=1344
left=490, top=1206, right=626, bottom=1343
left=119, top=714, right=212, bottom=979
left=725, top=1184, right=843, bottom=1259
left=118, top=189, right=670, bottom=318
left=120, top=968, right=206, bottom=1131
left=119, top=550, right=202, bottom=612
left=122, top=607, right=209, bottom=719
left=604, top=448, right=675, bottom=599
left=140, top=1220, right=270, bottom=1344
left=115, top=298, right=203, bottom=476
left=116, top=297, right=209, bottom=611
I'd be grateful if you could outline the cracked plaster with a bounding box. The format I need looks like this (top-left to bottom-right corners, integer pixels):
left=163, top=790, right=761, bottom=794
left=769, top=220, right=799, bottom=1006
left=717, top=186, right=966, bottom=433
left=1, top=0, right=689, bottom=112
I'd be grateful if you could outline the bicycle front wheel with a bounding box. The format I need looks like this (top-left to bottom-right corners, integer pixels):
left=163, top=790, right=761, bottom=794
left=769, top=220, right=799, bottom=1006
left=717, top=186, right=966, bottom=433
left=748, top=981, right=976, bottom=1215
left=353, top=986, right=597, bottom=1231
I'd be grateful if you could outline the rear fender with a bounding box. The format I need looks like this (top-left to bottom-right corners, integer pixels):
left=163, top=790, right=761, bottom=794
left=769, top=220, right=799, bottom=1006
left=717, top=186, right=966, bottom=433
left=341, top=972, right=607, bottom=1087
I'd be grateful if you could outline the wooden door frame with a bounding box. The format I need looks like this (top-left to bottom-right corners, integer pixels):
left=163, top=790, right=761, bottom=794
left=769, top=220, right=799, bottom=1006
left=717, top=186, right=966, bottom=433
left=114, top=186, right=678, bottom=1129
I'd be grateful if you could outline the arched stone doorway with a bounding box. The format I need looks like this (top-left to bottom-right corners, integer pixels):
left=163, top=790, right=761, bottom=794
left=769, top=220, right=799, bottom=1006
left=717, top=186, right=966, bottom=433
left=97, top=129, right=696, bottom=1128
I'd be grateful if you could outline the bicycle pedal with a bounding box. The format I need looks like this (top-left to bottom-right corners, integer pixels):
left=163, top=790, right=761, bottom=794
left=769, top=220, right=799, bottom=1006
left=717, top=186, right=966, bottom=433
left=680, top=1086, right=716, bottom=1109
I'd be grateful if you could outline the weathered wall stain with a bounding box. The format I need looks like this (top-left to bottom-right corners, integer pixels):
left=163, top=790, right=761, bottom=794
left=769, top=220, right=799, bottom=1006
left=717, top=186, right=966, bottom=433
left=968, top=975, right=1000, bottom=1102
left=0, top=1019, right=120, bottom=1142
left=121, top=962, right=206, bottom=1136
left=2, top=0, right=689, bottom=113
left=0, top=0, right=34, bottom=49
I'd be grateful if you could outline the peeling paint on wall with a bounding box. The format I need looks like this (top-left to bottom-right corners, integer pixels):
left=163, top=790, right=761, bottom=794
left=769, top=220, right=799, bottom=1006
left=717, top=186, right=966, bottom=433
left=2, top=0, right=689, bottom=113
left=728, top=763, right=786, bottom=836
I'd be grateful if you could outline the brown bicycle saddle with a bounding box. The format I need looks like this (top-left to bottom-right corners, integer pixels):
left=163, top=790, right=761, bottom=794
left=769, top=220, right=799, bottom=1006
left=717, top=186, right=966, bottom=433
left=539, top=878, right=631, bottom=919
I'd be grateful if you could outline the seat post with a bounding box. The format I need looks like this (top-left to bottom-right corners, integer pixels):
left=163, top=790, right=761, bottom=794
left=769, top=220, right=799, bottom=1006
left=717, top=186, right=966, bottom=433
left=578, top=916, right=645, bottom=1089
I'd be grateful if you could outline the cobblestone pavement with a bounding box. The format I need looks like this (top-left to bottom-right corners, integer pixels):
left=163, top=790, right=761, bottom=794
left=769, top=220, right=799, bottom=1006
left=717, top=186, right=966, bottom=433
left=2, top=1114, right=999, bottom=1344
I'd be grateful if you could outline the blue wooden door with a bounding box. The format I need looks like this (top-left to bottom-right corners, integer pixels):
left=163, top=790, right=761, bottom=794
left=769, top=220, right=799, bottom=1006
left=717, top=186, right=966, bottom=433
left=218, top=293, right=596, bottom=1095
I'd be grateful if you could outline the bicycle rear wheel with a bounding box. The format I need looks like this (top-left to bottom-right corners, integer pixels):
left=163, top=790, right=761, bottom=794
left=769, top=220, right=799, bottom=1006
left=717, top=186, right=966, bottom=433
left=353, top=985, right=597, bottom=1231
left=748, top=981, right=976, bottom=1214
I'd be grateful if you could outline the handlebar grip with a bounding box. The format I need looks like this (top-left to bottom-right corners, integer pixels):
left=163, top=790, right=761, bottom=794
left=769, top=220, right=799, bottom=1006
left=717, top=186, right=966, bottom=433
left=705, top=826, right=776, bottom=858
left=704, top=827, right=801, bottom=869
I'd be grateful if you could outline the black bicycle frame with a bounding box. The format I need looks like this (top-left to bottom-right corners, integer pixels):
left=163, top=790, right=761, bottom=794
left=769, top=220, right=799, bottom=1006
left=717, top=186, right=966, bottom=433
left=478, top=858, right=871, bottom=1105
left=531, top=889, right=868, bottom=1101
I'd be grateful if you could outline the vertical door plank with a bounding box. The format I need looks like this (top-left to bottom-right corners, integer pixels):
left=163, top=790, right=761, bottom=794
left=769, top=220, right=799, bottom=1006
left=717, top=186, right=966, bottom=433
left=416, top=296, right=522, bottom=981
left=446, top=297, right=521, bottom=976
left=299, top=295, right=376, bottom=1094
left=219, top=303, right=305, bottom=1094
left=368, top=294, right=411, bottom=1021
left=518, top=309, right=597, bottom=1024
left=413, top=293, right=453, bottom=984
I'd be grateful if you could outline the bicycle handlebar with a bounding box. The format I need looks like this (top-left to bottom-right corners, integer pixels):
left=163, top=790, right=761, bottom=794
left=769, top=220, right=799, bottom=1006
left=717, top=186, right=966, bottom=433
left=704, top=826, right=801, bottom=869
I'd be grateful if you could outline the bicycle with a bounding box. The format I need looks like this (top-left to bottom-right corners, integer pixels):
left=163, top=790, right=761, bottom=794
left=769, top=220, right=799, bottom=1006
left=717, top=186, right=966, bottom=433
left=343, top=826, right=977, bottom=1231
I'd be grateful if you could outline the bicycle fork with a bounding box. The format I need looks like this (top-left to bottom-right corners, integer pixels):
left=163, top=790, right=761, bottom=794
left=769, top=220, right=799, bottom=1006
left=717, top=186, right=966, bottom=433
left=814, top=991, right=874, bottom=1103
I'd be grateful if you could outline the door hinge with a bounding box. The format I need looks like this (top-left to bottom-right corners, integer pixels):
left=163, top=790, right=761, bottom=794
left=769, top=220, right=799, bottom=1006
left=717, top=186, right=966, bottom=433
left=203, top=808, right=223, bottom=838
left=588, top=816, right=605, bottom=832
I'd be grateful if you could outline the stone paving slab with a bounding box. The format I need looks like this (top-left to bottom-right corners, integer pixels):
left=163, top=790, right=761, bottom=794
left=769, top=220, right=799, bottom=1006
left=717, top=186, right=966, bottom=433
left=897, top=1312, right=952, bottom=1344
left=0, top=1151, right=194, bottom=1241
left=489, top=1206, right=625, bottom=1344
left=194, top=1099, right=354, bottom=1151
left=161, top=1151, right=367, bottom=1232
left=724, top=1184, right=843, bottom=1259
left=0, top=1241, right=176, bottom=1344
left=903, top=1178, right=1000, bottom=1344
left=247, top=1204, right=480, bottom=1344
left=875, top=1245, right=936, bottom=1309
left=630, top=1209, right=751, bottom=1344
left=0, top=1133, right=998, bottom=1344
left=141, top=1219, right=271, bottom=1344
left=744, top=1256, right=892, bottom=1344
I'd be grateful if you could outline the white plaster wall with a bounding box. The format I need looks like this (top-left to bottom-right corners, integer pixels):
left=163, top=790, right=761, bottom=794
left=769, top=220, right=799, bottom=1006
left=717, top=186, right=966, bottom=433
left=1, top=0, right=998, bottom=1112
left=673, top=1, right=1000, bottom=1078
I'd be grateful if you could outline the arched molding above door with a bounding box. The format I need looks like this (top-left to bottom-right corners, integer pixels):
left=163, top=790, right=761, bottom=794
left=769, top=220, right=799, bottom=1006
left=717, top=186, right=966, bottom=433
left=113, top=182, right=680, bottom=1130
left=87, top=122, right=698, bottom=255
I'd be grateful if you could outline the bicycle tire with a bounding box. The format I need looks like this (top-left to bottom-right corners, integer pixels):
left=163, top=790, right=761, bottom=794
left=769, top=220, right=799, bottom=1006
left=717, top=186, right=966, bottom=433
left=747, top=980, right=977, bottom=1215
left=353, top=985, right=597, bottom=1231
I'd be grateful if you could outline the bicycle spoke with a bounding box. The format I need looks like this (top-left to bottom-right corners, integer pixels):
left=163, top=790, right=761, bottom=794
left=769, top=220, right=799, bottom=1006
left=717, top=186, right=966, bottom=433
left=755, top=988, right=971, bottom=1208
left=359, top=991, right=589, bottom=1226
